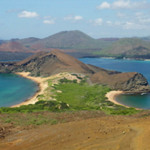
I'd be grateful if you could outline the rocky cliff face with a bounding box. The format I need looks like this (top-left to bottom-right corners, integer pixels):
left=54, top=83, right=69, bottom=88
left=90, top=71, right=150, bottom=93
left=0, top=49, right=150, bottom=93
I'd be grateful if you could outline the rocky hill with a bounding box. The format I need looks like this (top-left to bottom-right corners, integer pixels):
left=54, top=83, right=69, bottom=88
left=90, top=71, right=150, bottom=92
left=0, top=49, right=149, bottom=92
left=96, top=38, right=150, bottom=59
left=27, top=30, right=110, bottom=51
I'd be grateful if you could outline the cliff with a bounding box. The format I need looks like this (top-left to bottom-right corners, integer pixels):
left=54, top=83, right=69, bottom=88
left=90, top=71, right=150, bottom=93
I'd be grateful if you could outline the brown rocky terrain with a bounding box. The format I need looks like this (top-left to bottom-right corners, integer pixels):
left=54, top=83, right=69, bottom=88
left=90, top=71, right=150, bottom=93
left=1, top=111, right=150, bottom=150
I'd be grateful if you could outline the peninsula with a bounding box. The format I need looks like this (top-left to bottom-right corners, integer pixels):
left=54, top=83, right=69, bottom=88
left=0, top=49, right=149, bottom=108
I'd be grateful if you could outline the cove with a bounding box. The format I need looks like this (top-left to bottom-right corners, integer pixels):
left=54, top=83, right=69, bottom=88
left=80, top=58, right=150, bottom=109
left=0, top=73, right=38, bottom=107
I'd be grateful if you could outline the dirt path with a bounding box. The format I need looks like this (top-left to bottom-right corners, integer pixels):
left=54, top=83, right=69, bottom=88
left=1, top=115, right=150, bottom=150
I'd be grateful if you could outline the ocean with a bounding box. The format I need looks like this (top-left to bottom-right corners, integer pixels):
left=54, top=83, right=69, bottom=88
left=80, top=58, right=150, bottom=109
left=0, top=73, right=38, bottom=107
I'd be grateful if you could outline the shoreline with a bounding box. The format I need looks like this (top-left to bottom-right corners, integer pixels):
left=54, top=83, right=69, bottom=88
left=105, top=91, right=129, bottom=108
left=80, top=56, right=150, bottom=62
left=11, top=72, right=48, bottom=108
left=106, top=91, right=142, bottom=110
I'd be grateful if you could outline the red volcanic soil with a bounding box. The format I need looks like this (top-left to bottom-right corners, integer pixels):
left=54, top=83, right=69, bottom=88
left=1, top=111, right=150, bottom=150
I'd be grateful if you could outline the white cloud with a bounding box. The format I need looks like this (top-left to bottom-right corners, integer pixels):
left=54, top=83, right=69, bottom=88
left=123, top=21, right=134, bottom=29
left=64, top=15, right=83, bottom=21
left=135, top=12, right=150, bottom=24
left=106, top=21, right=112, bottom=25
left=97, top=2, right=110, bottom=9
left=123, top=21, right=145, bottom=29
left=74, top=16, right=83, bottom=20
left=113, top=0, right=130, bottom=9
left=18, top=11, right=39, bottom=18
left=97, top=0, right=150, bottom=10
left=94, top=18, right=103, bottom=25
left=43, top=19, right=55, bottom=24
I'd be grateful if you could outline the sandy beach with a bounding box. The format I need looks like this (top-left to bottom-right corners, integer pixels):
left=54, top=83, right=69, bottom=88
left=11, top=72, right=80, bottom=107
left=11, top=72, right=48, bottom=107
left=105, top=90, right=129, bottom=108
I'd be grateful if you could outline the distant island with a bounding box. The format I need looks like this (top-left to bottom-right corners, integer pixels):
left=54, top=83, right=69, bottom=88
left=0, top=30, right=150, bottom=61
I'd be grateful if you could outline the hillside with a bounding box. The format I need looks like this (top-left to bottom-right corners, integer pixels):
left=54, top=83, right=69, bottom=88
left=16, top=37, right=40, bottom=47
left=96, top=38, right=150, bottom=59
left=0, top=41, right=32, bottom=52
left=10, top=50, right=101, bottom=76
left=29, top=30, right=109, bottom=51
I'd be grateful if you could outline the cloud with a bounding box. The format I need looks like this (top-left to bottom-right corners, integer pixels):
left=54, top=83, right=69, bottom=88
left=18, top=11, right=39, bottom=18
left=113, top=0, right=130, bottom=9
left=97, top=0, right=150, bottom=10
left=74, top=16, right=83, bottom=20
left=108, top=20, right=147, bottom=30
left=43, top=19, right=55, bottom=24
left=123, top=21, right=145, bottom=29
left=135, top=12, right=150, bottom=24
left=106, top=21, right=112, bottom=25
left=64, top=15, right=83, bottom=21
left=97, top=2, right=110, bottom=9
left=94, top=18, right=103, bottom=25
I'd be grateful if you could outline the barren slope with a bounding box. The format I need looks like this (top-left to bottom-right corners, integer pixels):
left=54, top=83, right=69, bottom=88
left=1, top=112, right=150, bottom=150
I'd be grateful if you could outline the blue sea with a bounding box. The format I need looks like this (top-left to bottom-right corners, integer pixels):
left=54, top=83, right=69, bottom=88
left=80, top=58, right=150, bottom=109
left=0, top=73, right=38, bottom=107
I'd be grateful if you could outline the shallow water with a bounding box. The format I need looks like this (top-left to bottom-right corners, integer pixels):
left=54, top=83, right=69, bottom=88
left=80, top=58, right=150, bottom=109
left=0, top=73, right=38, bottom=107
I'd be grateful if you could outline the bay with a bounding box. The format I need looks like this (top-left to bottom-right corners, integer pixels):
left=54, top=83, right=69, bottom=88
left=80, top=58, right=150, bottom=109
left=0, top=73, right=38, bottom=107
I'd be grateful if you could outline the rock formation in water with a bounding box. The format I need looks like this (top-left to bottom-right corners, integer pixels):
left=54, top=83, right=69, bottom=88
left=0, top=49, right=149, bottom=93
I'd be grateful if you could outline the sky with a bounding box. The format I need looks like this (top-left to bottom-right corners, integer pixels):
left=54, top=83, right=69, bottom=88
left=1, top=0, right=150, bottom=39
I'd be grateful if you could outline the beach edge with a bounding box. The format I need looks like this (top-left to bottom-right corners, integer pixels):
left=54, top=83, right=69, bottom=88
left=105, top=91, right=129, bottom=108
left=11, top=72, right=47, bottom=108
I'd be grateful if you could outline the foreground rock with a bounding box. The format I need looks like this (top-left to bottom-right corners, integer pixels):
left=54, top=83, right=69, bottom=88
left=0, top=49, right=150, bottom=92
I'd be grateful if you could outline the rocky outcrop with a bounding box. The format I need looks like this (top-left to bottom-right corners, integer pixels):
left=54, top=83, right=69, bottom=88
left=0, top=49, right=150, bottom=93
left=90, top=71, right=150, bottom=93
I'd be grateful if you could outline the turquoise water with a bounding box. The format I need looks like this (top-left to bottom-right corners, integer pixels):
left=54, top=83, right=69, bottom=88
left=80, top=58, right=150, bottom=109
left=0, top=74, right=38, bottom=107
